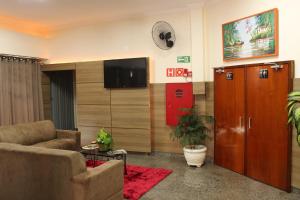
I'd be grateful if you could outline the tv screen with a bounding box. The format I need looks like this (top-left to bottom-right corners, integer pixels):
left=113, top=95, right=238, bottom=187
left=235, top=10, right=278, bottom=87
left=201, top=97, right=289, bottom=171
left=104, top=57, right=147, bottom=88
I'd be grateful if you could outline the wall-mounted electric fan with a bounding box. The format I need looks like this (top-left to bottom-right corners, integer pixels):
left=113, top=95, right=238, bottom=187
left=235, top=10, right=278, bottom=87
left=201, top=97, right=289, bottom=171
left=152, top=21, right=176, bottom=50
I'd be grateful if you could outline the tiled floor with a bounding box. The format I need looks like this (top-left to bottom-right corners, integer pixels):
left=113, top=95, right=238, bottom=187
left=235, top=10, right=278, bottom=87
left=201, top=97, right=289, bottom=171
left=126, top=153, right=300, bottom=200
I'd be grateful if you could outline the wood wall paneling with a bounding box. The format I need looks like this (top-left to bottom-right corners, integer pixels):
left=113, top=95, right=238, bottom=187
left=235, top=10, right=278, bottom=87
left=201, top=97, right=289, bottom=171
left=152, top=126, right=182, bottom=153
left=42, top=84, right=51, bottom=104
left=150, top=83, right=166, bottom=128
left=150, top=83, right=182, bottom=153
left=41, top=72, right=50, bottom=84
left=111, top=105, right=150, bottom=129
left=76, top=61, right=104, bottom=83
left=194, top=93, right=214, bottom=158
left=43, top=60, right=152, bottom=154
left=194, top=95, right=206, bottom=114
left=112, top=128, right=151, bottom=152
left=77, top=105, right=111, bottom=127
left=75, top=61, right=110, bottom=146
left=110, top=86, right=150, bottom=152
left=43, top=103, right=52, bottom=120
left=77, top=83, right=110, bottom=105
left=41, top=63, right=76, bottom=71
left=78, top=126, right=111, bottom=146
left=205, top=82, right=214, bottom=116
left=111, top=88, right=149, bottom=105
left=204, top=82, right=215, bottom=158
left=41, top=72, right=52, bottom=120
left=193, top=82, right=206, bottom=95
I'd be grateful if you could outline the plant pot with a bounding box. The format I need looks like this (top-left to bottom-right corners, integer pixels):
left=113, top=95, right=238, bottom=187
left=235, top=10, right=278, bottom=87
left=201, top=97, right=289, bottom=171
left=183, top=145, right=207, bottom=167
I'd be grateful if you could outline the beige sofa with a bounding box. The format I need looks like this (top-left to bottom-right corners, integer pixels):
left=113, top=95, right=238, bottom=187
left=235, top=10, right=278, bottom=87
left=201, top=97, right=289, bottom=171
left=0, top=120, right=80, bottom=150
left=0, top=121, right=124, bottom=200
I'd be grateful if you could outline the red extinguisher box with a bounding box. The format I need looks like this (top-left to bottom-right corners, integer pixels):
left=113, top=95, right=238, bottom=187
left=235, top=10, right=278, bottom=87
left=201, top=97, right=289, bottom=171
left=166, top=83, right=194, bottom=126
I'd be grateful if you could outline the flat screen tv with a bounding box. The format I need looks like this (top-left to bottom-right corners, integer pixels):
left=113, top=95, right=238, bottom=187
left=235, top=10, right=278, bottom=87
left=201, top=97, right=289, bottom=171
left=104, top=57, right=147, bottom=88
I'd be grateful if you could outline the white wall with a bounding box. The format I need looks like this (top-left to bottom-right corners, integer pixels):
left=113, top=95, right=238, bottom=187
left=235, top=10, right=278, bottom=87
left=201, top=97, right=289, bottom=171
left=204, top=0, right=300, bottom=81
left=46, top=9, right=205, bottom=83
left=190, top=4, right=205, bottom=82
left=0, top=28, right=46, bottom=58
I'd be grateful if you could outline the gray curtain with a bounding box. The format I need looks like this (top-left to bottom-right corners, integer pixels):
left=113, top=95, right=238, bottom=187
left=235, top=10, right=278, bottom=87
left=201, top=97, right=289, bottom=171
left=50, top=71, right=75, bottom=130
left=0, top=57, right=44, bottom=126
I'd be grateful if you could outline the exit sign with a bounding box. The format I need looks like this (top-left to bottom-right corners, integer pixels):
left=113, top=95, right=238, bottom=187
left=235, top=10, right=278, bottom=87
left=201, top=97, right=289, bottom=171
left=177, top=56, right=191, bottom=63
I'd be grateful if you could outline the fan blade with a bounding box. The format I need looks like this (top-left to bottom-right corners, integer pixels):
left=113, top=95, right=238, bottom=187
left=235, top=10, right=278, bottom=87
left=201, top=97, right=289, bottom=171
left=165, top=32, right=172, bottom=40
left=166, top=40, right=174, bottom=48
left=159, top=32, right=165, bottom=40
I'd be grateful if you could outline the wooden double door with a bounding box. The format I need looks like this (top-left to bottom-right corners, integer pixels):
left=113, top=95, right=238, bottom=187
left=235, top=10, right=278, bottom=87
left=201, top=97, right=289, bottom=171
left=214, top=62, right=292, bottom=192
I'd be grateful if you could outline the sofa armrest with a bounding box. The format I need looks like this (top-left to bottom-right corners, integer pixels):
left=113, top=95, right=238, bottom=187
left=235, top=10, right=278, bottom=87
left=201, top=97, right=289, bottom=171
left=57, top=129, right=81, bottom=150
left=72, top=160, right=124, bottom=200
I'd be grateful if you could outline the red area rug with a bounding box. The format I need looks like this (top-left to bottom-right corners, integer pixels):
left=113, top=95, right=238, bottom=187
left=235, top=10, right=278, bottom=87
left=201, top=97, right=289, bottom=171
left=86, top=160, right=172, bottom=200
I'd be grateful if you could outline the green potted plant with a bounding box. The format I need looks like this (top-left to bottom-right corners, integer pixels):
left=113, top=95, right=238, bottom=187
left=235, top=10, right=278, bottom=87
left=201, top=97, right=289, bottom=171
left=171, top=107, right=213, bottom=167
left=288, top=91, right=300, bottom=145
left=96, top=128, right=113, bottom=151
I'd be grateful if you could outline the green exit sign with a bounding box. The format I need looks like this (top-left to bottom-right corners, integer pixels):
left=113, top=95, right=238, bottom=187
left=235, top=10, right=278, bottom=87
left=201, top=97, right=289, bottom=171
left=177, top=56, right=191, bottom=63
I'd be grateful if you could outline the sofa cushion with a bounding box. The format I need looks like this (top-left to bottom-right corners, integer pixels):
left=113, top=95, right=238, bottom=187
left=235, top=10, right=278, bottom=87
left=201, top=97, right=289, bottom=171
left=32, top=139, right=76, bottom=150
left=0, top=120, right=56, bottom=145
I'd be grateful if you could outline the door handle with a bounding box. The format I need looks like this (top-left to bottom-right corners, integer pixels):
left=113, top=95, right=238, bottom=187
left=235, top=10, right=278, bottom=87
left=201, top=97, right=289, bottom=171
left=248, top=117, right=252, bottom=129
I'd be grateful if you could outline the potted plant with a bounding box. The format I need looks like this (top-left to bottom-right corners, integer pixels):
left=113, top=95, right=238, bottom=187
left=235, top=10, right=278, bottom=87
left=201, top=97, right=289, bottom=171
left=288, top=91, right=300, bottom=145
left=171, top=107, right=213, bottom=167
left=96, top=128, right=113, bottom=151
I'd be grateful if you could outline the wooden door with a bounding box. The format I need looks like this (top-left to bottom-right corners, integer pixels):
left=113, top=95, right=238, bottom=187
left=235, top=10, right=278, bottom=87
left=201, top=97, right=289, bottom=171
left=214, top=67, right=246, bottom=174
left=246, top=64, right=291, bottom=191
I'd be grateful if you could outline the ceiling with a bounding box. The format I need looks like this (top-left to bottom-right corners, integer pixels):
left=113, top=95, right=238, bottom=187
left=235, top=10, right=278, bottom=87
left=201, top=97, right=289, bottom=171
left=0, top=0, right=206, bottom=36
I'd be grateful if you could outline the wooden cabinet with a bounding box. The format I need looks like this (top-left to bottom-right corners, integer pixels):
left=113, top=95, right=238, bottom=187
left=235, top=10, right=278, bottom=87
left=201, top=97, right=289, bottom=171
left=214, top=62, right=293, bottom=192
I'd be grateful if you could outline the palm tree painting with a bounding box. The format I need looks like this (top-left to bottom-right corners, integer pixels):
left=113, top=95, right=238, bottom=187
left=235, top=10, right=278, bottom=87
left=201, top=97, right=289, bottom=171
left=223, top=9, right=278, bottom=61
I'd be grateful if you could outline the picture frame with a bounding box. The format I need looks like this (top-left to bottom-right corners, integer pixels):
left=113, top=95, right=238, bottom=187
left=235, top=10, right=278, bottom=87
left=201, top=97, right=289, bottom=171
left=222, top=8, right=279, bottom=61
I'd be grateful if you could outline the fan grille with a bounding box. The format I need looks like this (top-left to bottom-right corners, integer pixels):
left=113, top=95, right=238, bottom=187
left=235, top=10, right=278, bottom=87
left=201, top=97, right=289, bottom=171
left=152, top=21, right=176, bottom=50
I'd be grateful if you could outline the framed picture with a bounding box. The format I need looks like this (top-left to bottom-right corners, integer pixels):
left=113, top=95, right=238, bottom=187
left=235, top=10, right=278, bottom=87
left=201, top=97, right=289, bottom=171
left=222, top=8, right=278, bottom=61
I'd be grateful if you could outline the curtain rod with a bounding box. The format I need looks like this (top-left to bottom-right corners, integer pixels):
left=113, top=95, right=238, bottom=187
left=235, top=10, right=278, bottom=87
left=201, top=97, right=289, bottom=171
left=0, top=53, right=47, bottom=62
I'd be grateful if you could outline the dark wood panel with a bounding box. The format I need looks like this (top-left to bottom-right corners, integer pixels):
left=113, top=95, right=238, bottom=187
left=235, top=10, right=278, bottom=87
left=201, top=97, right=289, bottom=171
left=246, top=64, right=291, bottom=191
left=214, top=67, right=245, bottom=174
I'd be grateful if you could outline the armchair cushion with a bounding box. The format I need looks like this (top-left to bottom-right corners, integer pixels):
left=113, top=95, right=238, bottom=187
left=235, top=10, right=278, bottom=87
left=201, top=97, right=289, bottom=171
left=32, top=138, right=76, bottom=150
left=57, top=129, right=81, bottom=150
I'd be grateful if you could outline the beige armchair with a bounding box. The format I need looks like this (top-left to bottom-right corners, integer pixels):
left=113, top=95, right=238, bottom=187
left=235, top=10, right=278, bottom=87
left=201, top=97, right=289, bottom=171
left=0, top=143, right=124, bottom=200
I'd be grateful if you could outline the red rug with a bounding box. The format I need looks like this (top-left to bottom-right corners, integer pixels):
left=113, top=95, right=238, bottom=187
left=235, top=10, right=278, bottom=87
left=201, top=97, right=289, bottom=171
left=86, top=160, right=172, bottom=200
